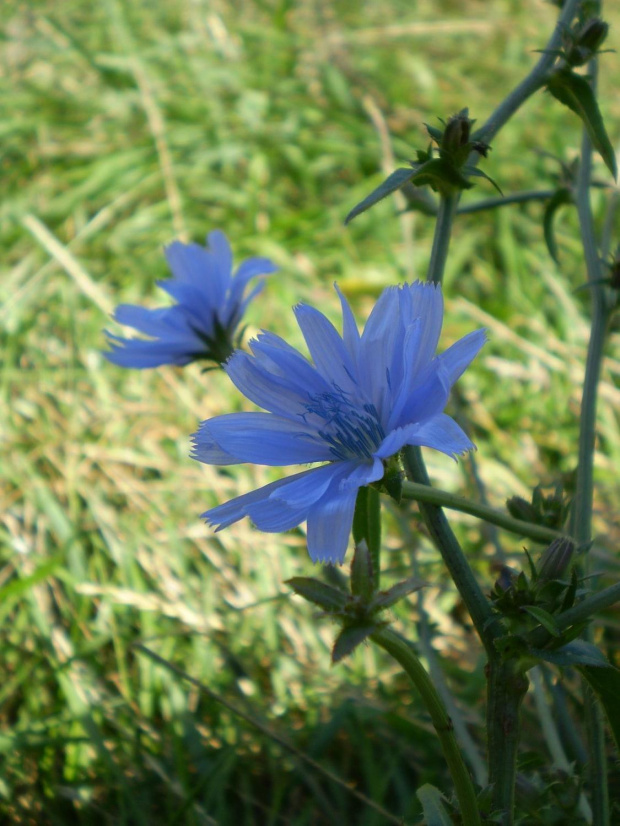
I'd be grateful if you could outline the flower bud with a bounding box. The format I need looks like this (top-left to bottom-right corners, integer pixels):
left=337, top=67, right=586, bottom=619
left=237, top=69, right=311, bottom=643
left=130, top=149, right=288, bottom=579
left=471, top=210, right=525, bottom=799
left=440, top=109, right=473, bottom=164
left=566, top=18, right=609, bottom=66
left=537, top=537, right=575, bottom=582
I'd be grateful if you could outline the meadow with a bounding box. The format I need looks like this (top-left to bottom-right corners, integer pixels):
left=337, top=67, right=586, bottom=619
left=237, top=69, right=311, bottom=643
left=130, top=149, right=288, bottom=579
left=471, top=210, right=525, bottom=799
left=1, top=0, right=620, bottom=823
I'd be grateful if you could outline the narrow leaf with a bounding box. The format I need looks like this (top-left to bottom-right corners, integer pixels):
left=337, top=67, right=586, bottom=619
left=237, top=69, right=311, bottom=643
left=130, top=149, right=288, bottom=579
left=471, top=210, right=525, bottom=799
left=522, top=605, right=561, bottom=636
left=543, top=188, right=573, bottom=263
left=579, top=664, right=620, bottom=751
left=464, top=166, right=504, bottom=195
left=286, top=577, right=349, bottom=612
left=530, top=640, right=610, bottom=668
left=416, top=784, right=454, bottom=826
left=546, top=69, right=617, bottom=180
left=344, top=167, right=416, bottom=224
left=370, top=578, right=426, bottom=611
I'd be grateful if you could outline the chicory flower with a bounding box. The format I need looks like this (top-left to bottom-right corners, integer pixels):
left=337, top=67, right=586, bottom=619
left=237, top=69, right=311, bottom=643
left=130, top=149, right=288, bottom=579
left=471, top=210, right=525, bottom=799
left=193, top=282, right=485, bottom=564
left=104, top=230, right=277, bottom=368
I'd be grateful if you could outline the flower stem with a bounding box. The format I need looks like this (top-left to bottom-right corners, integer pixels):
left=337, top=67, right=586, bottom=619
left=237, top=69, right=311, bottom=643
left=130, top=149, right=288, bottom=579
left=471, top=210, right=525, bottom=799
left=402, top=446, right=498, bottom=653
left=400, top=480, right=564, bottom=545
left=474, top=0, right=581, bottom=145
left=371, top=627, right=482, bottom=826
left=572, top=48, right=611, bottom=826
left=457, top=190, right=555, bottom=215
left=427, top=194, right=458, bottom=285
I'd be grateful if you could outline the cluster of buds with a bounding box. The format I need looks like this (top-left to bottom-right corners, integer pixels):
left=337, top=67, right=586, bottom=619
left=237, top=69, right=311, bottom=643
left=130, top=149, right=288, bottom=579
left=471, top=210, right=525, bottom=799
left=507, top=484, right=570, bottom=531
left=491, top=537, right=578, bottom=638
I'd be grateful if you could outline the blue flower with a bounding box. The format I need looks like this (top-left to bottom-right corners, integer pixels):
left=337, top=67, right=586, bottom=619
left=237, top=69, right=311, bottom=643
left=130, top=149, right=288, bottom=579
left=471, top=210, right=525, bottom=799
left=192, top=282, right=486, bottom=564
left=104, top=230, right=277, bottom=368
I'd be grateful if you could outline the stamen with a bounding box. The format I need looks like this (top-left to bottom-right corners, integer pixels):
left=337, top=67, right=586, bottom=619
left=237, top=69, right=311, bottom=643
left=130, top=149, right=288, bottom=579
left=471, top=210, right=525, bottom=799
left=303, top=387, right=384, bottom=460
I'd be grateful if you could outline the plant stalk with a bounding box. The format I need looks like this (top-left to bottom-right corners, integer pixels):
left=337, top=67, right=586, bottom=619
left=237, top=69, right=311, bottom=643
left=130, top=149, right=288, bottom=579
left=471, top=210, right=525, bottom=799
left=371, top=627, right=482, bottom=826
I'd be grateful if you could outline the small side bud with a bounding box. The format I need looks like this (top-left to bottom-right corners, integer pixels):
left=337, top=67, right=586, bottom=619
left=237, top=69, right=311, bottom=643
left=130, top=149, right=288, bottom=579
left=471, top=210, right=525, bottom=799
left=566, top=18, right=609, bottom=66
left=537, top=537, right=575, bottom=582
left=506, top=496, right=537, bottom=523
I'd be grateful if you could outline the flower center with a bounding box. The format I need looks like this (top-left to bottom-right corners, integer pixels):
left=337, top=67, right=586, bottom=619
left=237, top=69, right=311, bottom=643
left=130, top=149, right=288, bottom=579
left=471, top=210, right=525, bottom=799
left=304, top=387, right=385, bottom=461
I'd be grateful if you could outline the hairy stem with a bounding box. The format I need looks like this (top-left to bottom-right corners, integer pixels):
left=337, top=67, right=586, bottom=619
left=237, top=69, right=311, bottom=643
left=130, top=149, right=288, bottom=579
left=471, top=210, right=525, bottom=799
left=371, top=628, right=482, bottom=826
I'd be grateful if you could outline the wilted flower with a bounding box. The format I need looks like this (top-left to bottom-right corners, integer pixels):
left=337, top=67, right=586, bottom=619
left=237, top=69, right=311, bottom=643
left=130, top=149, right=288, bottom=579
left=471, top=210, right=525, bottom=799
left=193, top=282, right=485, bottom=564
left=104, top=230, right=276, bottom=368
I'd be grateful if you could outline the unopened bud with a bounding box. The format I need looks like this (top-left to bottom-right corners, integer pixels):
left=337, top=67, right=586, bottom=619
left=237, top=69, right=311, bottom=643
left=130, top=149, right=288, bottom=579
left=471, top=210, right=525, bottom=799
left=441, top=109, right=472, bottom=160
left=566, top=18, right=609, bottom=66
left=506, top=496, right=537, bottom=523
left=537, top=537, right=575, bottom=582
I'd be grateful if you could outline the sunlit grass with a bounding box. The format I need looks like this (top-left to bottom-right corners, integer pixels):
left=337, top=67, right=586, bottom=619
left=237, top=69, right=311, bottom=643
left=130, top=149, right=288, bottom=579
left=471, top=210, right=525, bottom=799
left=1, top=0, right=619, bottom=822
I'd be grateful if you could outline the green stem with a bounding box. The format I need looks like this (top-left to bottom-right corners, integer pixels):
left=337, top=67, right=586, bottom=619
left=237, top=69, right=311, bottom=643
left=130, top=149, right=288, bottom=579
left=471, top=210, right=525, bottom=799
left=474, top=0, right=581, bottom=145
left=400, top=480, right=564, bottom=545
left=402, top=446, right=498, bottom=653
left=371, top=627, right=482, bottom=826
left=572, top=49, right=610, bottom=826
left=427, top=194, right=458, bottom=285
left=457, top=190, right=555, bottom=215
left=353, top=486, right=381, bottom=589
left=486, top=661, right=529, bottom=826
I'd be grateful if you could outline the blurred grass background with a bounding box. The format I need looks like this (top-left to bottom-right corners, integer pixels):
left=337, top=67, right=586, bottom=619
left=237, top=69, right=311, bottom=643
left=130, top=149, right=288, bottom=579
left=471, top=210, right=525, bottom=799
left=1, top=0, right=620, bottom=823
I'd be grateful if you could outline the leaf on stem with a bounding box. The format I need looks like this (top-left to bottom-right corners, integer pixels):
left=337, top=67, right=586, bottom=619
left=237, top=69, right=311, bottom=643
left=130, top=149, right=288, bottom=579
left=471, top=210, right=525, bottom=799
left=579, top=664, right=620, bottom=752
left=546, top=68, right=617, bottom=180
left=416, top=784, right=454, bottom=825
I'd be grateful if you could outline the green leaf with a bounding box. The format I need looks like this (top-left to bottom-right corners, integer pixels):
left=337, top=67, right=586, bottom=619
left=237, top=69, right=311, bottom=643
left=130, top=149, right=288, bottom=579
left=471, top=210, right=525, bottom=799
left=464, top=165, right=503, bottom=195
left=332, top=623, right=383, bottom=663
left=286, top=577, right=349, bottom=612
left=370, top=578, right=426, bottom=611
left=546, top=69, right=617, bottom=180
left=579, top=664, right=620, bottom=751
left=522, top=605, right=561, bottom=636
left=543, top=188, right=573, bottom=263
left=416, top=784, right=454, bottom=826
left=530, top=640, right=610, bottom=667
left=344, top=167, right=416, bottom=224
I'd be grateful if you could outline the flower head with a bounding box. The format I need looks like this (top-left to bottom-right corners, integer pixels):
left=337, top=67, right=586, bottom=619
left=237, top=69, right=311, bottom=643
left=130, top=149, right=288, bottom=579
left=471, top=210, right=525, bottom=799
left=104, top=230, right=277, bottom=368
left=193, top=282, right=485, bottom=564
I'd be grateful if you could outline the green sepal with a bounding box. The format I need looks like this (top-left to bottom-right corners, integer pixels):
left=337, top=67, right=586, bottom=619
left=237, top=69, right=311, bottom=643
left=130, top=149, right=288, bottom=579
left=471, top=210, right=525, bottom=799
left=543, top=188, right=573, bottom=263
left=286, top=577, right=350, bottom=612
left=546, top=68, right=617, bottom=180
left=369, top=578, right=426, bottom=612
left=344, top=167, right=416, bottom=224
left=331, top=621, right=387, bottom=663
left=578, top=663, right=620, bottom=751
left=416, top=784, right=454, bottom=826
left=529, top=639, right=610, bottom=668
left=424, top=123, right=444, bottom=142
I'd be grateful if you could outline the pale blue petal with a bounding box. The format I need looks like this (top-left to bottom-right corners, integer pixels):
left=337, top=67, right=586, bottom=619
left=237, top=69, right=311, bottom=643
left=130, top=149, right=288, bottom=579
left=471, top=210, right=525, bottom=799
left=307, top=486, right=358, bottom=564
left=207, top=412, right=331, bottom=465
left=272, top=462, right=343, bottom=507
left=225, top=351, right=316, bottom=416
left=203, top=472, right=309, bottom=531
left=104, top=336, right=197, bottom=368
left=399, top=282, right=443, bottom=373
left=377, top=413, right=474, bottom=460
left=338, top=458, right=384, bottom=490
left=206, top=230, right=233, bottom=284
left=248, top=334, right=330, bottom=397
left=438, top=329, right=487, bottom=385
left=387, top=360, right=450, bottom=431
left=191, top=419, right=244, bottom=465
left=164, top=241, right=227, bottom=307
left=335, top=284, right=360, bottom=365
left=113, top=304, right=189, bottom=336
left=294, top=303, right=358, bottom=393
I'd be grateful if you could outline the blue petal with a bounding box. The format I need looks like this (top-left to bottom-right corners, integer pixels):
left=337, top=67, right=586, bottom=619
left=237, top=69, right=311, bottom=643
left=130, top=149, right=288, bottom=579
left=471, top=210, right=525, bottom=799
left=335, top=284, right=361, bottom=364
left=387, top=360, right=450, bottom=431
left=399, top=282, right=443, bottom=372
left=203, top=472, right=311, bottom=531
left=377, top=413, right=474, bottom=460
left=113, top=304, right=189, bottom=336
left=104, top=335, right=197, bottom=368
left=307, top=485, right=358, bottom=564
left=206, top=230, right=233, bottom=283
left=294, top=303, right=358, bottom=394
left=225, top=351, right=317, bottom=417
left=247, top=333, right=330, bottom=398
left=165, top=240, right=226, bottom=296
left=438, top=329, right=487, bottom=385
left=191, top=418, right=248, bottom=465
left=206, top=412, right=332, bottom=465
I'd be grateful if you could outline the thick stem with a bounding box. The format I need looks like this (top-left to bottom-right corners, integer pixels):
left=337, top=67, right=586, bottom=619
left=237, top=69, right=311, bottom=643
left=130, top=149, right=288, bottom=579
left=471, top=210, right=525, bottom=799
left=371, top=628, right=482, bottom=826
left=400, top=480, right=564, bottom=545
left=486, top=661, right=529, bottom=825
left=402, top=446, right=498, bottom=653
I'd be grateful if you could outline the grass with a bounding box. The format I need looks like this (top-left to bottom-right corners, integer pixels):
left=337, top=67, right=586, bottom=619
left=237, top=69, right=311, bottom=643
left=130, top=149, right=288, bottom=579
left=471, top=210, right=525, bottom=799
left=1, top=0, right=620, bottom=822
